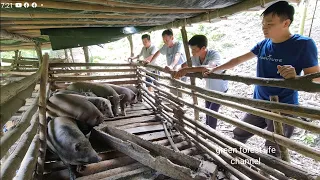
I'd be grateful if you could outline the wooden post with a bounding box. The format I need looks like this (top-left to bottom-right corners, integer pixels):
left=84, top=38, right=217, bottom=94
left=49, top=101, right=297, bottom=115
left=69, top=48, right=74, bottom=62
left=36, top=53, right=49, bottom=179
left=127, top=35, right=134, bottom=57
left=13, top=50, right=19, bottom=70
left=180, top=26, right=199, bottom=121
left=83, top=46, right=90, bottom=75
left=35, top=42, right=43, bottom=67
left=269, top=95, right=290, bottom=162
left=64, top=49, right=68, bottom=63
left=299, top=0, right=309, bottom=35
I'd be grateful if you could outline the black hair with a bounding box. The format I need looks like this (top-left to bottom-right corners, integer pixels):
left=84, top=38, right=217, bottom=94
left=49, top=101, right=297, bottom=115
left=188, top=35, right=208, bottom=49
left=141, top=34, right=150, bottom=40
left=261, top=1, right=294, bottom=25
left=162, top=29, right=173, bottom=36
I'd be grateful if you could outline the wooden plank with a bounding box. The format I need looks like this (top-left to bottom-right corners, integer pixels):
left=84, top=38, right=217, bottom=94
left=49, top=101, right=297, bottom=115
left=125, top=124, right=164, bottom=134
left=76, top=163, right=146, bottom=180
left=117, top=121, right=162, bottom=130
left=53, top=80, right=138, bottom=89
left=137, top=131, right=179, bottom=141
left=99, top=115, right=160, bottom=128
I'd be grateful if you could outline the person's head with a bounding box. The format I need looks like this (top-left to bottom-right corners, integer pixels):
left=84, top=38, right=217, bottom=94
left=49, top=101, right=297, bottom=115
left=188, top=35, right=208, bottom=57
left=141, top=34, right=151, bottom=48
left=261, top=1, right=294, bottom=39
left=162, top=29, right=174, bottom=46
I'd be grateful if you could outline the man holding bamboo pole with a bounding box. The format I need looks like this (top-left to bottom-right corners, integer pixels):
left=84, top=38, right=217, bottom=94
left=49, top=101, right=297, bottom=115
left=204, top=1, right=319, bottom=157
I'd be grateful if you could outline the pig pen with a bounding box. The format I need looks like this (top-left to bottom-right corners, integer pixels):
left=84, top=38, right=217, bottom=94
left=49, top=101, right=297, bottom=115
left=1, top=54, right=320, bottom=180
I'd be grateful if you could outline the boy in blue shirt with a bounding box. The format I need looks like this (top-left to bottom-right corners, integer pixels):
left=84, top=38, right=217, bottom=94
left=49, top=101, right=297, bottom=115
left=174, top=35, right=228, bottom=129
left=204, top=1, right=319, bottom=156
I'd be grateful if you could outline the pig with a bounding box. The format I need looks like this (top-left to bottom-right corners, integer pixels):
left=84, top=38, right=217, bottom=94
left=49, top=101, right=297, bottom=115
left=47, top=94, right=106, bottom=126
left=54, top=89, right=97, bottom=97
left=67, top=82, right=124, bottom=116
left=47, top=117, right=101, bottom=179
left=123, top=84, right=142, bottom=103
left=108, top=84, right=137, bottom=116
left=86, top=96, right=114, bottom=118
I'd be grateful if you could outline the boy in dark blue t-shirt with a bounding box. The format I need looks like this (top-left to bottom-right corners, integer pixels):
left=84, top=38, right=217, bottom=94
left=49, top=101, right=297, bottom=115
left=204, top=1, right=319, bottom=157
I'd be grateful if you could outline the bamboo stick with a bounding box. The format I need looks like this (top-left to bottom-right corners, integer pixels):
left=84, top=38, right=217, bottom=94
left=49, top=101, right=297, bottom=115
left=1, top=43, right=52, bottom=51
left=13, top=134, right=40, bottom=180
left=0, top=98, right=39, bottom=160
left=36, top=53, right=49, bottom=179
left=153, top=79, right=320, bottom=133
left=180, top=26, right=199, bottom=121
left=1, top=20, right=164, bottom=25
left=5, top=0, right=207, bottom=14
left=138, top=67, right=320, bottom=119
left=162, top=121, right=180, bottom=152
left=50, top=74, right=137, bottom=82
left=83, top=46, right=90, bottom=74
left=0, top=113, right=39, bottom=180
left=0, top=12, right=167, bottom=19
left=127, top=35, right=134, bottom=57
left=49, top=62, right=132, bottom=67
left=269, top=95, right=290, bottom=162
left=0, top=29, right=35, bottom=43
left=49, top=68, right=136, bottom=74
left=141, top=75, right=320, bottom=160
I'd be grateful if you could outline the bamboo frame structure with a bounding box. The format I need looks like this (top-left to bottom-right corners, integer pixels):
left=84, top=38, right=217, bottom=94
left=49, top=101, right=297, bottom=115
left=138, top=72, right=320, bottom=161
left=138, top=67, right=320, bottom=120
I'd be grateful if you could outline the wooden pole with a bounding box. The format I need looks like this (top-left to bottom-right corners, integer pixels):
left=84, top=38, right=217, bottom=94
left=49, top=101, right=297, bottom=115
left=50, top=62, right=131, bottom=67
left=308, top=0, right=318, bottom=37
left=36, top=53, right=49, bottom=179
left=50, top=74, right=136, bottom=82
left=13, top=50, right=19, bottom=70
left=63, top=49, right=68, bottom=63
left=35, top=42, right=43, bottom=66
left=269, top=96, right=290, bottom=162
left=299, top=0, right=309, bottom=35
left=69, top=48, right=74, bottom=63
left=127, top=35, right=134, bottom=57
left=180, top=26, right=199, bottom=121
left=83, top=46, right=90, bottom=75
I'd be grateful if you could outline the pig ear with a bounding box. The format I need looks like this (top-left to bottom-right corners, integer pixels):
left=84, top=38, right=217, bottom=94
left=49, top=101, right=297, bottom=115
left=75, top=143, right=81, bottom=152
left=119, top=94, right=125, bottom=100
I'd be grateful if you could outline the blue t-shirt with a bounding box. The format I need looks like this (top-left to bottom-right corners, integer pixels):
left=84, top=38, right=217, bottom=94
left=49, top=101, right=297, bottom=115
left=251, top=34, right=318, bottom=105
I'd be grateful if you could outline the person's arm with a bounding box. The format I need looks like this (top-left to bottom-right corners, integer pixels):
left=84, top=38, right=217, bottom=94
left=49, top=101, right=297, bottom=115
left=211, top=52, right=255, bottom=72
left=169, top=52, right=182, bottom=68
left=145, top=50, right=160, bottom=64
left=278, top=65, right=320, bottom=81
left=304, top=65, right=320, bottom=82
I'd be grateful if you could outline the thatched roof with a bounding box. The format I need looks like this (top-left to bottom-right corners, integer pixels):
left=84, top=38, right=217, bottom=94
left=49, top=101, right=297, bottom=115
left=0, top=0, right=287, bottom=51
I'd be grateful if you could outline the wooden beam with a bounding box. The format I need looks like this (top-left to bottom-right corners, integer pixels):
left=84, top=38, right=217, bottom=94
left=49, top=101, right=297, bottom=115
left=0, top=29, right=35, bottom=43
left=50, top=62, right=132, bottom=67
left=49, top=68, right=136, bottom=74
left=36, top=53, right=49, bottom=179
left=0, top=12, right=168, bottom=19
left=1, top=20, right=164, bottom=25
left=6, top=0, right=207, bottom=14
left=1, top=44, right=51, bottom=51
left=50, top=74, right=137, bottom=82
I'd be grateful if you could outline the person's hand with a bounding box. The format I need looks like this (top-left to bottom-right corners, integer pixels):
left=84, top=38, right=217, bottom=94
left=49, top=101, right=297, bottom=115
left=202, top=67, right=214, bottom=77
left=127, top=57, right=133, bottom=62
left=277, top=65, right=296, bottom=79
left=142, top=59, right=150, bottom=65
left=164, top=66, right=173, bottom=73
left=173, top=69, right=187, bottom=79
